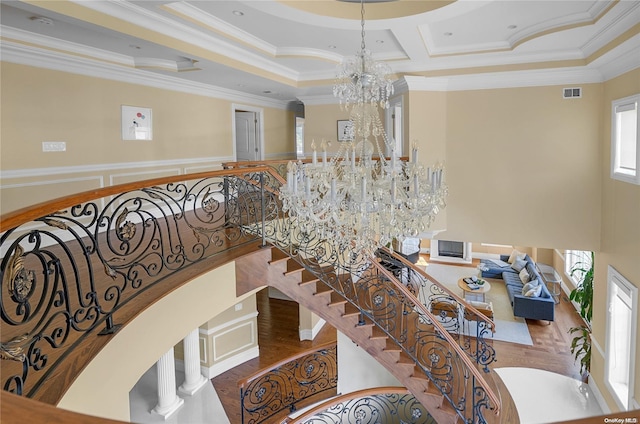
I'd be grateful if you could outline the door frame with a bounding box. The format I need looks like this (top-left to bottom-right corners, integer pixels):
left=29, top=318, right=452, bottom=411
left=232, top=104, right=265, bottom=161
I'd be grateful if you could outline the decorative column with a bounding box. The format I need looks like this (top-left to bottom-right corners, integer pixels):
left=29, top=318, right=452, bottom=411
left=152, top=348, right=184, bottom=418
left=178, top=328, right=208, bottom=396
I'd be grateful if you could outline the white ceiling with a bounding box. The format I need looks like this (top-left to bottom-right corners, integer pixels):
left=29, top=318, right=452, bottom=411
left=1, top=0, right=639, bottom=107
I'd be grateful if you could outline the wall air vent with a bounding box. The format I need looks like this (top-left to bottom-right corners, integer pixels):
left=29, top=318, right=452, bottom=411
left=563, top=87, right=582, bottom=99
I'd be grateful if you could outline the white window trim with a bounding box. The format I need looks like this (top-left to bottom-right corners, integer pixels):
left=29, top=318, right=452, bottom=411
left=604, top=266, right=638, bottom=411
left=610, top=94, right=640, bottom=185
left=564, top=250, right=592, bottom=287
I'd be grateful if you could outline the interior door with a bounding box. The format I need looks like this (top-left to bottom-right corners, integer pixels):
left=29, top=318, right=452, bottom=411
left=235, top=111, right=258, bottom=161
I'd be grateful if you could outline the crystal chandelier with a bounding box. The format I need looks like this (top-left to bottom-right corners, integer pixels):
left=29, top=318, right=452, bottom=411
left=279, top=0, right=447, bottom=257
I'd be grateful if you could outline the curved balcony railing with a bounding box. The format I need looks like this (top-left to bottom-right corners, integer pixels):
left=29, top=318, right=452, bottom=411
left=376, top=247, right=497, bottom=372
left=282, top=387, right=436, bottom=424
left=238, top=342, right=338, bottom=424
left=0, top=168, right=278, bottom=402
left=1, top=160, right=500, bottom=424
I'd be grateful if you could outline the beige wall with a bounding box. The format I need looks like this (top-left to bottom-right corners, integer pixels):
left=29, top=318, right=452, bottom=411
left=200, top=295, right=259, bottom=377
left=57, top=262, right=254, bottom=421
left=0, top=62, right=293, bottom=214
left=303, top=103, right=351, bottom=154
left=591, top=68, right=640, bottom=412
left=437, top=84, right=602, bottom=251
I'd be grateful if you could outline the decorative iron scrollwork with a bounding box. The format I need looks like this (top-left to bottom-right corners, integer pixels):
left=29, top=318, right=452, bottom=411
left=0, top=334, right=28, bottom=362
left=3, top=245, right=35, bottom=303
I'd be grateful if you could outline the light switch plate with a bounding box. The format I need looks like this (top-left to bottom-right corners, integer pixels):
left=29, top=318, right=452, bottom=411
left=42, top=141, right=66, bottom=152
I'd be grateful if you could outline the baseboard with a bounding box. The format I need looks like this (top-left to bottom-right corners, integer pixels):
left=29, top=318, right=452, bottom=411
left=588, top=337, right=612, bottom=414
left=299, top=318, right=326, bottom=341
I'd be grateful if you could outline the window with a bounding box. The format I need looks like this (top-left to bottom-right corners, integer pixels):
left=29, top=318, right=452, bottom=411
left=605, top=266, right=637, bottom=410
left=564, top=250, right=592, bottom=286
left=611, top=94, right=639, bottom=185
left=295, top=117, right=305, bottom=159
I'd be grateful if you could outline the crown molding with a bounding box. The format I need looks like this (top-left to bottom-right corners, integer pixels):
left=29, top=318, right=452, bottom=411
left=589, top=36, right=640, bottom=81
left=296, top=94, right=339, bottom=106
left=73, top=0, right=300, bottom=81
left=400, top=67, right=605, bottom=93
left=0, top=40, right=290, bottom=110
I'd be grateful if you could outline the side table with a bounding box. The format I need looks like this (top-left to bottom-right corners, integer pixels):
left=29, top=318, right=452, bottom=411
left=537, top=263, right=562, bottom=304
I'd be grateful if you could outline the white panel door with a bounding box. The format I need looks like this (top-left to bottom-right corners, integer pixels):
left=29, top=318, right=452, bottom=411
left=235, top=111, right=258, bottom=161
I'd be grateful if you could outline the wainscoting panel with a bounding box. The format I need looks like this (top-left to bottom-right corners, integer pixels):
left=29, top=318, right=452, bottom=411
left=109, top=168, right=182, bottom=186
left=201, top=311, right=259, bottom=378
left=0, top=157, right=229, bottom=215
left=0, top=175, right=104, bottom=213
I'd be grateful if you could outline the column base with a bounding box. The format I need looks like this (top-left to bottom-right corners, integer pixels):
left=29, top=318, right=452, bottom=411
left=152, top=396, right=184, bottom=419
left=178, top=375, right=209, bottom=396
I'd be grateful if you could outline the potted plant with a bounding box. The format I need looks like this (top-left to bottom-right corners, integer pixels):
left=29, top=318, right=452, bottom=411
left=568, top=251, right=594, bottom=379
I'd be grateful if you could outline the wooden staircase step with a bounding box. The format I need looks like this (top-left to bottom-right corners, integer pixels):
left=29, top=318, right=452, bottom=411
left=269, top=248, right=290, bottom=264
left=263, top=247, right=466, bottom=424
left=284, top=260, right=304, bottom=275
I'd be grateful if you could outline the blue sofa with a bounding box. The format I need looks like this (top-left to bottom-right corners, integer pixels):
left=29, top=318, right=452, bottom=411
left=481, top=255, right=555, bottom=322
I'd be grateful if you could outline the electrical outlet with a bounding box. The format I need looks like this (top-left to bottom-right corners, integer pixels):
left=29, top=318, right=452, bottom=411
left=42, top=141, right=66, bottom=152
left=234, top=303, right=243, bottom=311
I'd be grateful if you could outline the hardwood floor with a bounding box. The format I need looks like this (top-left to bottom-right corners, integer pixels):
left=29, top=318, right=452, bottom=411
left=212, top=257, right=585, bottom=422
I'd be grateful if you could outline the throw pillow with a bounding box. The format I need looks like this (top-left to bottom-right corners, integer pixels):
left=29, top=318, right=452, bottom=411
left=521, top=278, right=540, bottom=296
left=511, top=257, right=527, bottom=272
left=525, top=282, right=543, bottom=297
left=519, top=268, right=530, bottom=284
left=508, top=249, right=526, bottom=264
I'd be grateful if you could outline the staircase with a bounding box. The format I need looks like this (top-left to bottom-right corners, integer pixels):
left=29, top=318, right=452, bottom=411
left=239, top=246, right=501, bottom=424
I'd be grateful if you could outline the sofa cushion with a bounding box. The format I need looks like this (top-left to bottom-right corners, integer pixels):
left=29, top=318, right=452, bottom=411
left=480, top=258, right=515, bottom=279
left=525, top=263, right=541, bottom=281
left=519, top=268, right=530, bottom=284
left=522, top=279, right=543, bottom=297
left=511, top=257, right=527, bottom=272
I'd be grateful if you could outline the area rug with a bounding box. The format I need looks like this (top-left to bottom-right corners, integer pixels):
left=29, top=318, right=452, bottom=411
left=419, top=262, right=533, bottom=346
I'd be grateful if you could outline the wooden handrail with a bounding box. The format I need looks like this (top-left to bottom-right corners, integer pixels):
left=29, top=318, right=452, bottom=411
left=282, top=386, right=416, bottom=424
left=1, top=390, right=126, bottom=424
left=237, top=341, right=336, bottom=389
left=370, top=259, right=501, bottom=417
left=0, top=166, right=278, bottom=232
left=380, top=246, right=495, bottom=328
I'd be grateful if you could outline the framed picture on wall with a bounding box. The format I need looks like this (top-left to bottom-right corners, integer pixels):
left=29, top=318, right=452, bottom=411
left=337, top=120, right=353, bottom=142
left=121, top=105, right=153, bottom=141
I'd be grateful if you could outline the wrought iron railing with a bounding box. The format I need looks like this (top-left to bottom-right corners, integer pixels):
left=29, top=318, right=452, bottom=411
left=1, top=160, right=501, bottom=423
left=375, top=247, right=497, bottom=372
left=0, top=168, right=278, bottom=400
left=282, top=387, right=437, bottom=424
left=238, top=342, right=338, bottom=424
left=256, top=220, right=501, bottom=422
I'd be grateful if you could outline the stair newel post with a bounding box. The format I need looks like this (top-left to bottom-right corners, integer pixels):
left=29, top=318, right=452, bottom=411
left=260, top=172, right=266, bottom=247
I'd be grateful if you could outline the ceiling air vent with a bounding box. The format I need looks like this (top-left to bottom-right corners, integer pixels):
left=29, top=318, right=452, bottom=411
left=563, top=87, right=582, bottom=99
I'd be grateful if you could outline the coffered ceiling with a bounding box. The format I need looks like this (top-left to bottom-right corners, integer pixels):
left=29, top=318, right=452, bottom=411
left=1, top=0, right=639, bottom=107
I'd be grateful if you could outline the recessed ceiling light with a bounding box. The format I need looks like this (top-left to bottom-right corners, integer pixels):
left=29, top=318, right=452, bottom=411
left=443, top=32, right=453, bottom=36
left=507, top=25, right=517, bottom=30
left=232, top=10, right=244, bottom=16
left=29, top=16, right=53, bottom=25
